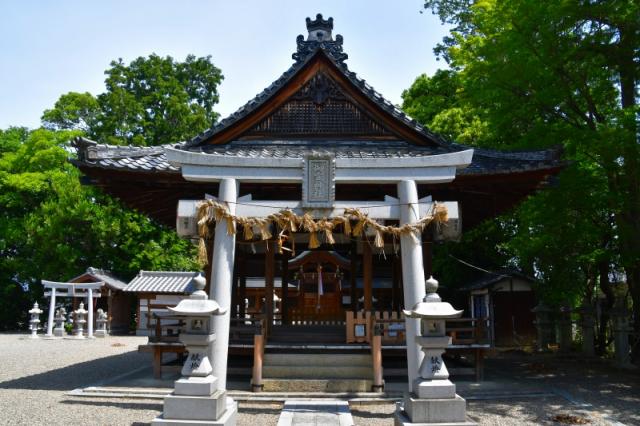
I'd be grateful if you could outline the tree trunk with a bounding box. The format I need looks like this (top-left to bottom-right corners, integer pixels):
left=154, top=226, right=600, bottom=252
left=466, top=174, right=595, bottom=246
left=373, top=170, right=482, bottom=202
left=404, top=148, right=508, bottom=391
left=596, top=261, right=614, bottom=356
left=618, top=26, right=640, bottom=364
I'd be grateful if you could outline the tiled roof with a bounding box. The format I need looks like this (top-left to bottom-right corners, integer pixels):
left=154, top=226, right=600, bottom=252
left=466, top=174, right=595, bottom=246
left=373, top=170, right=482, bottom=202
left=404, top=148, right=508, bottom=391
left=70, top=16, right=562, bottom=178
left=124, top=271, right=200, bottom=294
left=73, top=137, right=561, bottom=176
left=185, top=32, right=451, bottom=148
left=68, top=267, right=128, bottom=291
left=460, top=269, right=536, bottom=291
left=73, top=138, right=178, bottom=173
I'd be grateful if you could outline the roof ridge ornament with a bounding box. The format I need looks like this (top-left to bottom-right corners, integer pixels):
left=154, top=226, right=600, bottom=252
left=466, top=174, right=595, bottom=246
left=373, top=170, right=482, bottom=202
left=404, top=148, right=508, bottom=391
left=293, top=14, right=348, bottom=64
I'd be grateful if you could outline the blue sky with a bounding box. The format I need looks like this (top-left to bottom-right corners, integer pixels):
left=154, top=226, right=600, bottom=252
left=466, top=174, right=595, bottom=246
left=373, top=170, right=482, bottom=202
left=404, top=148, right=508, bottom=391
left=0, top=1, right=449, bottom=130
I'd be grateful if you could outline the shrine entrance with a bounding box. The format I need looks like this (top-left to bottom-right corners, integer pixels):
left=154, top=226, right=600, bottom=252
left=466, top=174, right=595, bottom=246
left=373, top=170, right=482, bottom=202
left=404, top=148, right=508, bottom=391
left=287, top=250, right=350, bottom=325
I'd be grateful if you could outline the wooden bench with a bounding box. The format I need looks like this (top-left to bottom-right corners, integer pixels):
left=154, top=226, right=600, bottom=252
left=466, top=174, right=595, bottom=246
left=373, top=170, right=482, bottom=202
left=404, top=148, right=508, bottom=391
left=140, top=313, right=265, bottom=379
left=138, top=313, right=186, bottom=379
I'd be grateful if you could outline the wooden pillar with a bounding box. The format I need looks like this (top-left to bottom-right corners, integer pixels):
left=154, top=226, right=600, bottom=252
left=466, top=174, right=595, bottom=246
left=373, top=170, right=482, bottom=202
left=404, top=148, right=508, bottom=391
left=281, top=250, right=290, bottom=325
left=350, top=239, right=358, bottom=312
left=265, top=241, right=275, bottom=335
left=204, top=237, right=214, bottom=295
left=239, top=253, right=247, bottom=319
left=231, top=258, right=239, bottom=320
left=371, top=325, right=384, bottom=391
left=423, top=225, right=433, bottom=278
left=251, top=328, right=264, bottom=392
left=363, top=238, right=373, bottom=312
left=392, top=254, right=401, bottom=313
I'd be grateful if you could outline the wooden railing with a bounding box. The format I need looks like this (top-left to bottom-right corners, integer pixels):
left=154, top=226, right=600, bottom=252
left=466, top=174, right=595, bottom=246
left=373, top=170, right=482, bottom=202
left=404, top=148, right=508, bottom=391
left=347, top=311, right=490, bottom=346
left=365, top=312, right=491, bottom=382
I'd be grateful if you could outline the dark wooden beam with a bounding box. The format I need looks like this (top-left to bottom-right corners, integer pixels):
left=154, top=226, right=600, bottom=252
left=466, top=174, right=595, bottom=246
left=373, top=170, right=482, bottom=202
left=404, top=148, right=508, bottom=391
left=350, top=239, right=358, bottom=312
left=363, top=238, right=373, bottom=312
left=392, top=254, right=401, bottom=313
left=281, top=250, right=290, bottom=325
left=265, top=241, right=275, bottom=335
left=238, top=252, right=247, bottom=319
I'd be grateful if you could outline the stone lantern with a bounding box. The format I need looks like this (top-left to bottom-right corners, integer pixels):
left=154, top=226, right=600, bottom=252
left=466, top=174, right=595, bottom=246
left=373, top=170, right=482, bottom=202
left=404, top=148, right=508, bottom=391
left=395, top=276, right=475, bottom=425
left=95, top=309, right=108, bottom=338
left=53, top=307, right=67, bottom=337
left=28, top=302, right=43, bottom=339
left=73, top=302, right=88, bottom=339
left=152, top=274, right=237, bottom=426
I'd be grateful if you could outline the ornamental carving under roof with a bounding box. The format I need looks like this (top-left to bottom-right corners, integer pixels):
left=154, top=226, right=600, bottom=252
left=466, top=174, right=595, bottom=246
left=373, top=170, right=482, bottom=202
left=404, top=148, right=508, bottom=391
left=291, top=72, right=346, bottom=106
left=243, top=72, right=396, bottom=139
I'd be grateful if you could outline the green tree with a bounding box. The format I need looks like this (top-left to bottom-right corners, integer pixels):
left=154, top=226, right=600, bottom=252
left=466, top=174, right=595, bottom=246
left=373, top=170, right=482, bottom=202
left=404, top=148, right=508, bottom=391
left=402, top=70, right=488, bottom=144
left=0, top=128, right=198, bottom=330
left=42, top=54, right=224, bottom=146
left=41, top=92, right=100, bottom=133
left=422, top=0, right=639, bottom=359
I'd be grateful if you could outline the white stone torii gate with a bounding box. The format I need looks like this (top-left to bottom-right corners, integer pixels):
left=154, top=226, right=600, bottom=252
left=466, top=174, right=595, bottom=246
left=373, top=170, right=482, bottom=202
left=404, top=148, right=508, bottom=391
left=42, top=281, right=104, bottom=338
left=167, top=147, right=474, bottom=393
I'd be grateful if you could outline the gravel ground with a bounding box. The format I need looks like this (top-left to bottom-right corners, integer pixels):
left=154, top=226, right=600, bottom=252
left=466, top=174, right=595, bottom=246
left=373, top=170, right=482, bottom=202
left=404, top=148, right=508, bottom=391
left=1, top=334, right=638, bottom=425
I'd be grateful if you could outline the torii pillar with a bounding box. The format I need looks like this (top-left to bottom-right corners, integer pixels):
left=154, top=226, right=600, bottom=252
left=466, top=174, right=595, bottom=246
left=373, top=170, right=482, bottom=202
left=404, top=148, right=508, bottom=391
left=398, top=180, right=427, bottom=392
left=209, top=178, right=237, bottom=391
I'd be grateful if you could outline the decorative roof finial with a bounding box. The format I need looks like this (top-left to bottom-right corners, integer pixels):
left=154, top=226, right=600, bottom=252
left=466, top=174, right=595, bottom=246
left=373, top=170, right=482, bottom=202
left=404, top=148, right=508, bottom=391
left=293, top=14, right=347, bottom=64
left=306, top=13, right=333, bottom=41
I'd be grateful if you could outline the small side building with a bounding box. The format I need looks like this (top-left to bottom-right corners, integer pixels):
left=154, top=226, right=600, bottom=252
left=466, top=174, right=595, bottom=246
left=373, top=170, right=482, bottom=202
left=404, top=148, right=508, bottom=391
left=123, top=271, right=200, bottom=335
left=463, top=270, right=537, bottom=347
left=68, top=267, right=133, bottom=334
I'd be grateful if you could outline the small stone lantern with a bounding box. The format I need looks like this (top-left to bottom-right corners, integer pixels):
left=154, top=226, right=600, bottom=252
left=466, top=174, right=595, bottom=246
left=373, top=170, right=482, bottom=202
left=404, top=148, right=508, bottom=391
left=152, top=274, right=237, bottom=425
left=395, top=276, right=475, bottom=425
left=73, top=302, right=88, bottom=339
left=53, top=307, right=67, bottom=337
left=95, top=309, right=108, bottom=338
left=28, top=302, right=43, bottom=339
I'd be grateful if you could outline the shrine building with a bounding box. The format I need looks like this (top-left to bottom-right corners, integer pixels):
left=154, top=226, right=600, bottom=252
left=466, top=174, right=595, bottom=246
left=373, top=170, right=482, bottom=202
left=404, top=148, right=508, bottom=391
left=72, top=15, right=561, bottom=391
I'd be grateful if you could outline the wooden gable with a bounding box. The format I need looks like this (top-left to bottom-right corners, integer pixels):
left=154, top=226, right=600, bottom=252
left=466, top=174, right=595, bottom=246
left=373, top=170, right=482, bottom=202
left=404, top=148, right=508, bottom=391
left=197, top=52, right=443, bottom=147
left=241, top=70, right=397, bottom=140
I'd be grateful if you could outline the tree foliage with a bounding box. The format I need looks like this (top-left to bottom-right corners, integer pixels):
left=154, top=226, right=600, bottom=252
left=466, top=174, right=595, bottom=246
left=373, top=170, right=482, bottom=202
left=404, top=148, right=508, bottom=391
left=402, top=70, right=489, bottom=145
left=416, top=0, right=639, bottom=358
left=0, top=128, right=198, bottom=330
left=42, top=54, right=223, bottom=146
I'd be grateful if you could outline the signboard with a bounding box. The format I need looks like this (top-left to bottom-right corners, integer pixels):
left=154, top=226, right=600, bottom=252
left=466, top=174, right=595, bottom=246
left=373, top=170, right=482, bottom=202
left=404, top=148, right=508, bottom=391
left=302, top=156, right=335, bottom=208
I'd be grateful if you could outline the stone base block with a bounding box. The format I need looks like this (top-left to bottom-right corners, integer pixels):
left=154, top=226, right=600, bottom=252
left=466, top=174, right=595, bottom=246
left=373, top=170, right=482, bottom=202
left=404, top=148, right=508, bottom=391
left=152, top=397, right=236, bottom=426
left=414, top=379, right=456, bottom=399
left=174, top=376, right=218, bottom=396
left=395, top=401, right=476, bottom=426
left=402, top=395, right=469, bottom=424
left=94, top=330, right=107, bottom=338
left=163, top=390, right=227, bottom=422
left=53, top=329, right=65, bottom=337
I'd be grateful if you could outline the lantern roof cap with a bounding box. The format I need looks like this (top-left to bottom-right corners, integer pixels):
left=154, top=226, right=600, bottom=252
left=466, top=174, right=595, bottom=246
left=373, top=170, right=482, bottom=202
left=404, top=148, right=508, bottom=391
left=29, top=302, right=43, bottom=314
left=169, top=299, right=225, bottom=316
left=169, top=274, right=226, bottom=316
left=403, top=276, right=463, bottom=319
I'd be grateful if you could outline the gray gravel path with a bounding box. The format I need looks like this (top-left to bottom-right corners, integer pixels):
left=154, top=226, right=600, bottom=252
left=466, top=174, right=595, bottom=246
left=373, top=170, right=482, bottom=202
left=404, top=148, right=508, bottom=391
left=1, top=334, right=638, bottom=425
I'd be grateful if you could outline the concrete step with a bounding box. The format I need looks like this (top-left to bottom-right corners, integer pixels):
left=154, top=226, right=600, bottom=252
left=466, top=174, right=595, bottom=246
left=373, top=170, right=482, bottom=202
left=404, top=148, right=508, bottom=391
left=263, top=365, right=372, bottom=379
left=264, top=353, right=371, bottom=367
left=262, top=378, right=374, bottom=393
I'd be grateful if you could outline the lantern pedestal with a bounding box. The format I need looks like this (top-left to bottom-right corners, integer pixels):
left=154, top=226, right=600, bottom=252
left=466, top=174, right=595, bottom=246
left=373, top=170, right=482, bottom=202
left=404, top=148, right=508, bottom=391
left=395, top=277, right=476, bottom=426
